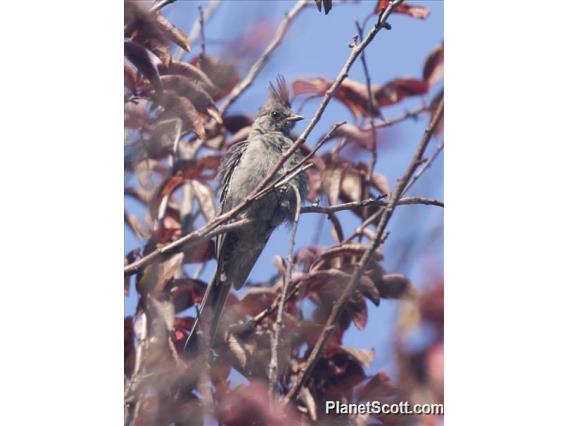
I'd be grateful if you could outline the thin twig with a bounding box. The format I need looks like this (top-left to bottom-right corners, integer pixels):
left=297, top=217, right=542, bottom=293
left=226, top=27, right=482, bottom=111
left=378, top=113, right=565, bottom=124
left=187, top=0, right=221, bottom=47
left=356, top=20, right=380, bottom=228
left=403, top=142, right=444, bottom=194
left=285, top=95, right=444, bottom=402
left=198, top=5, right=206, bottom=61
left=219, top=0, right=308, bottom=115
left=300, top=196, right=443, bottom=215
left=268, top=186, right=302, bottom=393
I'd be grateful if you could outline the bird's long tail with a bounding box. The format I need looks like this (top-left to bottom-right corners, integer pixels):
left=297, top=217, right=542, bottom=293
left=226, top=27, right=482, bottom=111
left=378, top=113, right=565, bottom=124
left=184, top=269, right=231, bottom=353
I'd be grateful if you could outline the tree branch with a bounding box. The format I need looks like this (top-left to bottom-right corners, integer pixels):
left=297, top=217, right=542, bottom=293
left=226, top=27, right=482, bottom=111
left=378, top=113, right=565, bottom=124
left=301, top=196, right=443, bottom=215
left=285, top=95, right=444, bottom=402
left=219, top=0, right=308, bottom=116
left=268, top=186, right=302, bottom=393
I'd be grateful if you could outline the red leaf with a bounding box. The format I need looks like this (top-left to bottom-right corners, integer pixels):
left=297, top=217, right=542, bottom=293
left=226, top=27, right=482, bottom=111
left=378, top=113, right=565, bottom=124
left=374, top=78, right=429, bottom=107
left=158, top=61, right=217, bottom=97
left=184, top=239, right=215, bottom=264
left=189, top=180, right=216, bottom=221
left=166, top=278, right=207, bottom=312
left=238, top=287, right=277, bottom=317
left=293, top=77, right=378, bottom=118
left=124, top=40, right=162, bottom=92
left=377, top=273, right=412, bottom=299
left=423, top=43, right=444, bottom=87
left=375, top=0, right=431, bottom=20
left=160, top=75, right=222, bottom=123
left=356, top=371, right=396, bottom=401
left=157, top=90, right=206, bottom=138
left=191, top=56, right=240, bottom=101
left=334, top=123, right=376, bottom=150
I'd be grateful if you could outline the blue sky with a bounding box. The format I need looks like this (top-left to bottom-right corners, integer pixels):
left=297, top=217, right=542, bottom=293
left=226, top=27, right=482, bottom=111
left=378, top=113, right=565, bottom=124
left=125, top=0, right=443, bottom=380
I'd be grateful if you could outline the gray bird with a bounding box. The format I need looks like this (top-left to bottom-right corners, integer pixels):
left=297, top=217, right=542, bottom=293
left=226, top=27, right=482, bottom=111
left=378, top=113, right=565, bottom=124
left=188, top=76, right=306, bottom=348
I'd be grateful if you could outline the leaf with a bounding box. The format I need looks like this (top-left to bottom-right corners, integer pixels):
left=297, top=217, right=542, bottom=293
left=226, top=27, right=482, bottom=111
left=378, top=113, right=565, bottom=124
left=160, top=75, right=222, bottom=123
left=323, top=0, right=333, bottom=14
left=356, top=371, right=396, bottom=401
left=124, top=40, right=162, bottom=92
left=238, top=287, right=277, bottom=317
left=124, top=61, right=138, bottom=93
left=293, top=77, right=378, bottom=118
left=358, top=275, right=380, bottom=306
left=334, top=123, right=376, bottom=150
left=138, top=253, right=184, bottom=297
left=371, top=172, right=390, bottom=195
left=157, top=90, right=206, bottom=138
left=189, top=180, right=216, bottom=221
left=340, top=345, right=375, bottom=367
left=300, top=387, right=317, bottom=422
left=347, top=292, right=367, bottom=330
left=125, top=211, right=150, bottom=239
left=423, top=43, right=444, bottom=87
left=341, top=166, right=364, bottom=203
left=374, top=78, right=429, bottom=107
left=378, top=273, right=412, bottom=299
left=155, top=14, right=191, bottom=52
left=183, top=239, right=215, bottom=264
left=158, top=61, right=217, bottom=96
left=166, top=278, right=207, bottom=313
left=226, top=333, right=248, bottom=369
left=192, top=56, right=240, bottom=100
left=375, top=0, right=431, bottom=19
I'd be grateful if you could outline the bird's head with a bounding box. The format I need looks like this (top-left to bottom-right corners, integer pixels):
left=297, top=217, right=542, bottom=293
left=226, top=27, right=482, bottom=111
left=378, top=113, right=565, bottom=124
left=253, top=76, right=303, bottom=135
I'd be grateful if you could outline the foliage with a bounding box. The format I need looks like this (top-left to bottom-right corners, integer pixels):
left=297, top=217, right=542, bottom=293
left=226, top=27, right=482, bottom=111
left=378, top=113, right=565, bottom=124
left=124, top=1, right=443, bottom=425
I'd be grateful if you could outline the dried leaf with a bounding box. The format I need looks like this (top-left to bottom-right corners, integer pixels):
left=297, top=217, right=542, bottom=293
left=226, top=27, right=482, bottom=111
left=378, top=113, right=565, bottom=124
left=227, top=333, right=248, bottom=369
left=340, top=345, right=375, bottom=367
left=125, top=211, right=151, bottom=239
left=155, top=14, right=191, bottom=52
left=157, top=90, right=206, bottom=138
left=189, top=180, right=216, bottom=221
left=300, top=387, right=317, bottom=422
left=238, top=287, right=277, bottom=317
left=183, top=239, right=215, bottom=264
left=167, top=278, right=207, bottom=312
left=193, top=56, right=240, bottom=100
left=356, top=371, right=396, bottom=401
left=124, top=40, right=162, bottom=92
left=375, top=0, right=431, bottom=19
left=371, top=173, right=390, bottom=195
left=378, top=273, right=412, bottom=299
left=423, top=43, right=444, bottom=87
left=374, top=78, right=429, bottom=107
left=159, top=61, right=217, bottom=96
left=322, top=165, right=344, bottom=205
left=160, top=75, right=222, bottom=123
left=335, top=123, right=376, bottom=150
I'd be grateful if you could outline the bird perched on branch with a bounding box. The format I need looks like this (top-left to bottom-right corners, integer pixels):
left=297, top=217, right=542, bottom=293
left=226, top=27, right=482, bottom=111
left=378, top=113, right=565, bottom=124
left=187, top=76, right=306, bottom=350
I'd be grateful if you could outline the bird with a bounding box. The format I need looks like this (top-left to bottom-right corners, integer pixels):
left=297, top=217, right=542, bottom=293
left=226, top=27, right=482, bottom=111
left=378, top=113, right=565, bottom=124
left=187, top=76, right=307, bottom=351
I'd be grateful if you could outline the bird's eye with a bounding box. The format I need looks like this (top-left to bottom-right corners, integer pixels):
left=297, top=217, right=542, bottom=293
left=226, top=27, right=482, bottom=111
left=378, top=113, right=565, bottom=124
left=271, top=111, right=281, bottom=119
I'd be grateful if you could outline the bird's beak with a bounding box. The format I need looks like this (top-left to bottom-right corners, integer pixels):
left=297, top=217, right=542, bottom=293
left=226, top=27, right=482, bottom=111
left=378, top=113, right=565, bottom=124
left=286, top=114, right=304, bottom=123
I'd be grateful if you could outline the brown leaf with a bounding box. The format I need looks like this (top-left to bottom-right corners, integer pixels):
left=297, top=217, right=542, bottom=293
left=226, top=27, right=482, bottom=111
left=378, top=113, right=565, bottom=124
left=378, top=273, right=412, bottom=299
left=321, top=164, right=344, bottom=205
left=124, top=61, right=138, bottom=93
left=371, top=172, right=390, bottom=195
left=160, top=75, right=222, bottom=123
left=138, top=253, right=184, bottom=297
left=124, top=40, right=162, bottom=92
left=183, top=239, right=215, bottom=264
left=340, top=345, right=375, bottom=367
left=157, top=90, right=206, bottom=138
left=423, top=43, right=444, bottom=87
left=226, top=333, right=248, bottom=370
left=155, top=14, right=191, bottom=52
left=335, top=123, right=376, bottom=150
left=356, top=371, right=396, bottom=401
left=238, top=287, right=277, bottom=317
left=125, top=211, right=150, bottom=239
left=159, top=61, right=217, bottom=96
left=374, top=78, right=429, bottom=107
left=192, top=56, right=240, bottom=100
left=189, top=180, right=216, bottom=221
left=347, top=292, right=367, bottom=330
left=293, top=77, right=378, bottom=118
left=375, top=0, right=431, bottom=19
left=166, top=278, right=207, bottom=312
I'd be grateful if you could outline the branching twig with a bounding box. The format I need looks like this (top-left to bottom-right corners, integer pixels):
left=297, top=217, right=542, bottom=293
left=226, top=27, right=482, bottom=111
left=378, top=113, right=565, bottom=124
left=300, top=196, right=443, bottom=215
left=403, top=142, right=444, bottom=194
left=219, top=0, right=308, bottom=115
left=268, top=186, right=302, bottom=393
left=285, top=95, right=444, bottom=402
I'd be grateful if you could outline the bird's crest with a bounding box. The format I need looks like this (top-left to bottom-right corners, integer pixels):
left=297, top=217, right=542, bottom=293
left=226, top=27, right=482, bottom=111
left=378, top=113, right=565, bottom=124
left=268, top=75, right=291, bottom=108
